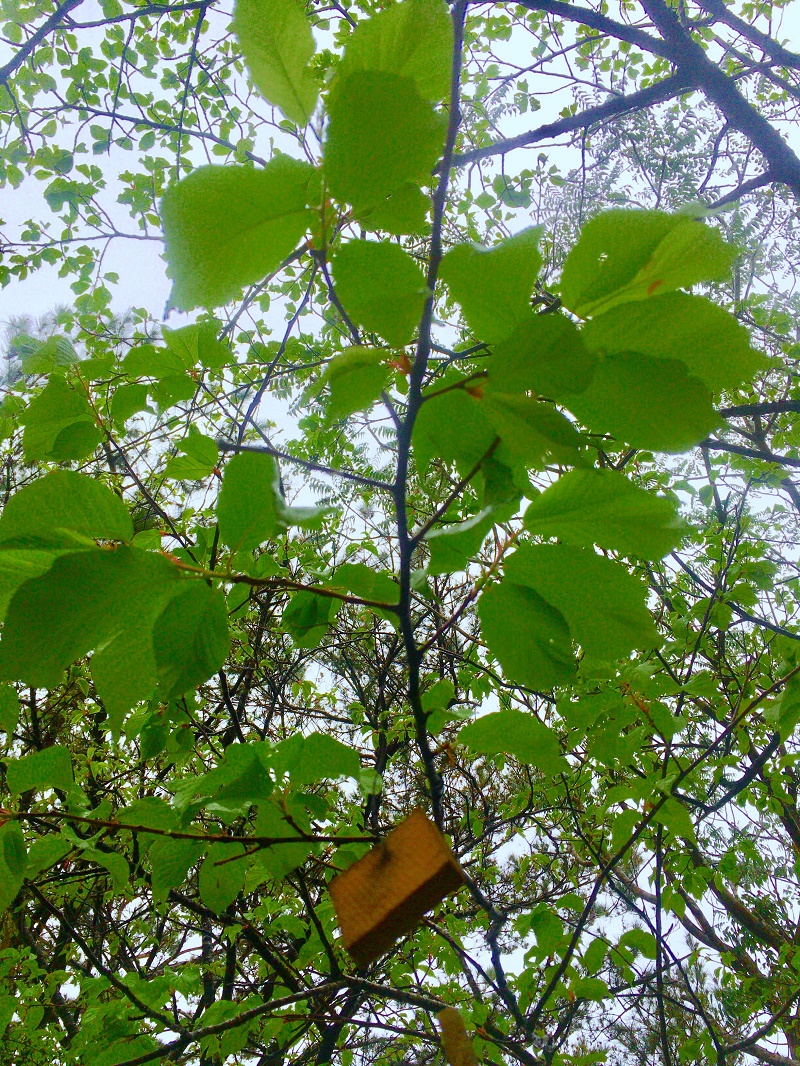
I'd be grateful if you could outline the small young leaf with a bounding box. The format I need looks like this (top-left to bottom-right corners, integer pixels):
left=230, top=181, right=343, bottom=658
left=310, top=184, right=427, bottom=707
left=331, top=240, right=427, bottom=347
left=162, top=157, right=314, bottom=309
left=233, top=0, right=318, bottom=125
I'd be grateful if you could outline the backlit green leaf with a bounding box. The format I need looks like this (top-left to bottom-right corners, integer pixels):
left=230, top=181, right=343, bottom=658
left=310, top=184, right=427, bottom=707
left=480, top=392, right=585, bottom=467
left=331, top=240, right=427, bottom=346
left=582, top=292, right=765, bottom=393
left=324, top=72, right=445, bottom=214
left=233, top=0, right=318, bottom=125
left=486, top=313, right=595, bottom=400
left=561, top=210, right=735, bottom=319
left=564, top=352, right=718, bottom=452
left=457, top=708, right=567, bottom=774
left=523, top=468, right=685, bottom=559
left=413, top=383, right=497, bottom=474
left=505, top=544, right=659, bottom=659
left=357, top=183, right=430, bottom=236
left=162, top=157, right=314, bottom=309
left=20, top=376, right=101, bottom=462
left=439, top=228, right=543, bottom=344
left=315, top=346, right=392, bottom=421
left=336, top=0, right=453, bottom=101
left=478, top=580, right=574, bottom=689
left=0, top=822, right=26, bottom=911
left=0, top=548, right=181, bottom=716
left=217, top=451, right=285, bottom=552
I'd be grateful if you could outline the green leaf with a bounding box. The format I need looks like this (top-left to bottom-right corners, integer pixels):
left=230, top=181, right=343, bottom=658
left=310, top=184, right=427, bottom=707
left=87, top=848, right=129, bottom=891
left=523, top=468, right=685, bottom=559
left=281, top=591, right=341, bottom=649
left=564, top=352, right=718, bottom=452
left=571, top=976, right=609, bottom=1002
left=150, top=836, right=205, bottom=903
left=110, top=382, right=151, bottom=424
left=153, top=582, right=230, bottom=701
left=6, top=746, right=73, bottom=795
left=233, top=0, right=318, bottom=125
left=252, top=801, right=312, bottom=880
left=162, top=156, right=314, bottom=309
left=413, top=382, right=497, bottom=474
left=654, top=798, right=695, bottom=842
left=324, top=72, right=446, bottom=214
left=479, top=393, right=585, bottom=467
left=357, top=183, right=430, bottom=236
left=486, top=313, right=596, bottom=400
left=118, top=797, right=177, bottom=831
left=0, top=685, right=19, bottom=735
left=505, top=544, right=659, bottom=659
left=582, top=292, right=765, bottom=393
left=216, top=451, right=286, bottom=552
left=560, top=209, right=735, bottom=319
left=336, top=0, right=453, bottom=102
left=315, top=347, right=392, bottom=421
left=198, top=841, right=247, bottom=913
left=164, top=429, right=219, bottom=480
left=20, top=376, right=101, bottom=462
left=425, top=507, right=495, bottom=575
left=0, top=550, right=65, bottom=622
left=163, top=322, right=232, bottom=371
left=619, top=928, right=658, bottom=959
left=290, top=733, right=361, bottom=784
left=439, top=228, right=543, bottom=344
left=330, top=562, right=399, bottom=606
left=25, top=835, right=71, bottom=878
left=331, top=240, right=427, bottom=347
left=457, top=708, right=567, bottom=774
left=122, top=344, right=187, bottom=379
left=0, top=822, right=26, bottom=911
left=478, top=580, right=574, bottom=689
left=0, top=470, right=133, bottom=548
left=0, top=547, right=181, bottom=717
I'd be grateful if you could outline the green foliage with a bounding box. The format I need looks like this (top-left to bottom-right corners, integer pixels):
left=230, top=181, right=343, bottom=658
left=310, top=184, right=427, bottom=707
left=0, top=0, right=795, bottom=1062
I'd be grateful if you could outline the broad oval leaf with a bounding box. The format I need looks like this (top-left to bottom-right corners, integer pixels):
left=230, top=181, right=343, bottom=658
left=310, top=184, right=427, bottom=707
left=331, top=240, right=427, bottom=347
left=324, top=71, right=446, bottom=214
left=162, top=156, right=314, bottom=309
left=233, top=0, right=318, bottom=125
left=560, top=210, right=735, bottom=319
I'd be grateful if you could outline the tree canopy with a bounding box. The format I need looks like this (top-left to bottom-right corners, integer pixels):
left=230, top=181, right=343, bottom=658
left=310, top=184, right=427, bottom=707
left=1, top=1, right=800, bottom=1064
